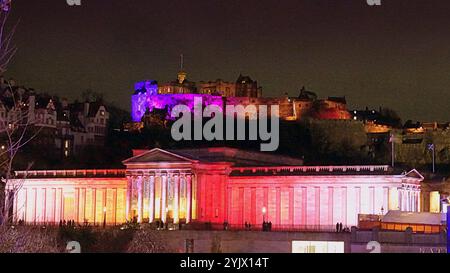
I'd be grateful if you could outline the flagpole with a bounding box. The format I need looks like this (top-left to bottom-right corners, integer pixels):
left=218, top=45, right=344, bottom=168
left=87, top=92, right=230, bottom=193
left=390, top=133, right=395, bottom=168
left=428, top=143, right=436, bottom=173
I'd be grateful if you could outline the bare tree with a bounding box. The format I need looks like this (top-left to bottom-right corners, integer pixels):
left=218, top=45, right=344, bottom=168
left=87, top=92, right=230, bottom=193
left=0, top=97, right=41, bottom=225
left=0, top=2, right=60, bottom=253
left=0, top=0, right=17, bottom=74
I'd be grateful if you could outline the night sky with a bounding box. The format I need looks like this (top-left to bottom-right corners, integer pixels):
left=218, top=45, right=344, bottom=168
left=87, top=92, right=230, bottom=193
left=5, top=0, right=450, bottom=122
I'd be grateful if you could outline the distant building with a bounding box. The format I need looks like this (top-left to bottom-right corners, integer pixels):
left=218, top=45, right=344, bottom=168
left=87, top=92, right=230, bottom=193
left=67, top=101, right=109, bottom=155
left=158, top=70, right=197, bottom=94
left=198, top=79, right=236, bottom=97
left=6, top=147, right=423, bottom=227
left=380, top=211, right=445, bottom=233
left=131, top=70, right=351, bottom=123
left=0, top=77, right=110, bottom=157
left=235, top=74, right=262, bottom=97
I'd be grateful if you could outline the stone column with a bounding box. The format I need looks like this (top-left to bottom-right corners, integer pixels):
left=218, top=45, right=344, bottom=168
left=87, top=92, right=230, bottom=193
left=186, top=174, right=192, bottom=223
left=137, top=176, right=143, bottom=223
left=405, top=189, right=412, bottom=211
left=161, top=174, right=167, bottom=223
left=406, top=189, right=411, bottom=211
left=408, top=190, right=412, bottom=212
left=402, top=189, right=406, bottom=211
left=417, top=190, right=421, bottom=212
left=74, top=188, right=79, bottom=223
left=149, top=175, right=155, bottom=223
left=399, top=188, right=403, bottom=211
left=174, top=173, right=180, bottom=224
left=113, top=188, right=117, bottom=225
left=125, top=176, right=132, bottom=221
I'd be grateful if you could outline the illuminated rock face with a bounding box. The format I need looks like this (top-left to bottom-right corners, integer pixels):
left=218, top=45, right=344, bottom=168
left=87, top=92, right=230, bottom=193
left=131, top=92, right=225, bottom=122
left=7, top=148, right=423, bottom=228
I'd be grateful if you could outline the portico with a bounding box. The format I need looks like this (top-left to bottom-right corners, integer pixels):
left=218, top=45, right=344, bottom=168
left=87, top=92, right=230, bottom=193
left=125, top=170, right=194, bottom=224
left=122, top=149, right=199, bottom=224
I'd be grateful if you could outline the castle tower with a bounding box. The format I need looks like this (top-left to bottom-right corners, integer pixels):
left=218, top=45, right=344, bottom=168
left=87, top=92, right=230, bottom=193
left=177, top=54, right=187, bottom=84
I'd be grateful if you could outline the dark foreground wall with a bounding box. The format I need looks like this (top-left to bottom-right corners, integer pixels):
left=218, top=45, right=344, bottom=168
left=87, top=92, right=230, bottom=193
left=143, top=229, right=446, bottom=253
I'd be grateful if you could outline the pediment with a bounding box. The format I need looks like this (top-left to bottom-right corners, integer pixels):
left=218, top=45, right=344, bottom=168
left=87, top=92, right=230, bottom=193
left=122, top=148, right=196, bottom=165
left=404, top=169, right=424, bottom=180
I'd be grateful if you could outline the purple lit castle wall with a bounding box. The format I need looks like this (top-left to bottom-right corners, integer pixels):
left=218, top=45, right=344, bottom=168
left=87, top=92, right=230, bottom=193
left=131, top=80, right=352, bottom=122
left=132, top=80, right=224, bottom=122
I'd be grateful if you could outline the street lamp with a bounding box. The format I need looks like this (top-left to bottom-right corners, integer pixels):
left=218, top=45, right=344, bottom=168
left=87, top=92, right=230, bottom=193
left=262, top=207, right=267, bottom=223
left=103, top=206, right=107, bottom=228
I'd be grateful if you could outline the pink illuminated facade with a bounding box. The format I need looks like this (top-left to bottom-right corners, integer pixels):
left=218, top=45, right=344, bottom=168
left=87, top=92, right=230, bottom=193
left=6, top=148, right=423, bottom=228
left=6, top=169, right=127, bottom=225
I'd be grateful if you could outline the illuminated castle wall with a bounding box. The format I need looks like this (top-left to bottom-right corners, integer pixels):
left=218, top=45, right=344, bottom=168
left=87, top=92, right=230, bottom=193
left=6, top=148, right=423, bottom=228
left=131, top=80, right=351, bottom=123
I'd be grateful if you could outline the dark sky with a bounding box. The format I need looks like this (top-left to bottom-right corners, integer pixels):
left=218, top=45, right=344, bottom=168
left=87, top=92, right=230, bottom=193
left=5, top=0, right=450, bottom=122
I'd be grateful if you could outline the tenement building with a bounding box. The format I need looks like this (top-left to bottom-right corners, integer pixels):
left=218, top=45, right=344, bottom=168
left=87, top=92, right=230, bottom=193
left=6, top=147, right=423, bottom=228
left=0, top=77, right=110, bottom=157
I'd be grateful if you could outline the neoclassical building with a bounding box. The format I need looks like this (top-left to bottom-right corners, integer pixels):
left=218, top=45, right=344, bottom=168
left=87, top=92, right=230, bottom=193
left=6, top=147, right=423, bottom=228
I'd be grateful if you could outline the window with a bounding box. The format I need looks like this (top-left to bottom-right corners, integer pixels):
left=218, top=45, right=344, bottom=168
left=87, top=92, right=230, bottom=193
left=292, top=241, right=345, bottom=253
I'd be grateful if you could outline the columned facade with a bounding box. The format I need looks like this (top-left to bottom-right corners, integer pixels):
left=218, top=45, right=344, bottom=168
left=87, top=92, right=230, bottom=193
left=125, top=169, right=194, bottom=224
left=6, top=169, right=127, bottom=225
left=7, top=148, right=424, bottom=229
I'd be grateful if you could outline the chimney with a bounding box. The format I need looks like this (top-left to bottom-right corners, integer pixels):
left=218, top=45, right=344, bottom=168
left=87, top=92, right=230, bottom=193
left=84, top=101, right=90, bottom=117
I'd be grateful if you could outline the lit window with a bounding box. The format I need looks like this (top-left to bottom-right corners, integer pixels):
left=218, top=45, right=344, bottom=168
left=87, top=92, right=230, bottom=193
left=292, top=241, right=345, bottom=253
left=430, top=191, right=440, bottom=213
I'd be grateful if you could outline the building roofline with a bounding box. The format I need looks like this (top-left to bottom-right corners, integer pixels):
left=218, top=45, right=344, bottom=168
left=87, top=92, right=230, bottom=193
left=14, top=169, right=126, bottom=179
